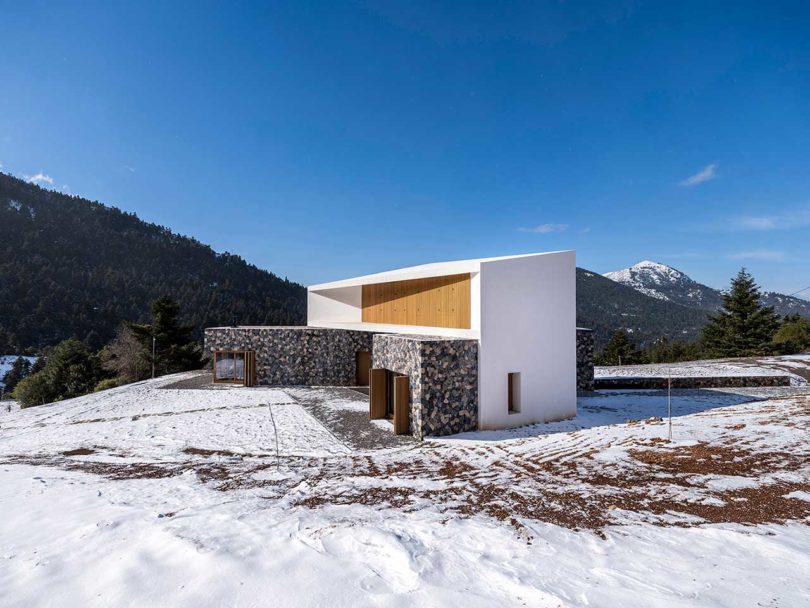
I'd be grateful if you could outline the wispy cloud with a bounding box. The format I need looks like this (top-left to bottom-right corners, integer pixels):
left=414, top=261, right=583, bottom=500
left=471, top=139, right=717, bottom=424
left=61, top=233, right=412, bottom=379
left=517, top=223, right=568, bottom=234
left=728, top=249, right=785, bottom=261
left=727, top=206, right=810, bottom=231
left=25, top=172, right=54, bottom=186
left=679, top=163, right=717, bottom=187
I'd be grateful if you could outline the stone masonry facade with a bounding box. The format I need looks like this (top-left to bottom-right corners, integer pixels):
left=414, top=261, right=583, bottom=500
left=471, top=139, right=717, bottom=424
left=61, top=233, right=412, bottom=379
left=576, top=328, right=595, bottom=391
left=206, top=325, right=585, bottom=438
left=594, top=375, right=791, bottom=390
left=204, top=327, right=374, bottom=386
left=372, top=334, right=479, bottom=439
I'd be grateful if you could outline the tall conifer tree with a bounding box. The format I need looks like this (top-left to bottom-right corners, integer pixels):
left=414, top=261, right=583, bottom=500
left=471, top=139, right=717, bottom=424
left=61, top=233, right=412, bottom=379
left=701, top=269, right=779, bottom=357
left=129, top=296, right=204, bottom=377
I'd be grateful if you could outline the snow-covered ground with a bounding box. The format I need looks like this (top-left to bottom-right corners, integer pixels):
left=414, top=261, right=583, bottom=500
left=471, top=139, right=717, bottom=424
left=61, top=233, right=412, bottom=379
left=597, top=354, right=810, bottom=386
left=1, top=373, right=809, bottom=607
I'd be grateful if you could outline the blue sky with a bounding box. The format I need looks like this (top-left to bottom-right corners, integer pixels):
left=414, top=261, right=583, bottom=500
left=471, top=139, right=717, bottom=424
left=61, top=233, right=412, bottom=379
left=1, top=1, right=809, bottom=296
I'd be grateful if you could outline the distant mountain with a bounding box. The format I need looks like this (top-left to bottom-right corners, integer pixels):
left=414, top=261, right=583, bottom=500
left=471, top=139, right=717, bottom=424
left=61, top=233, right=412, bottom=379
left=0, top=172, right=306, bottom=351
left=604, top=261, right=810, bottom=318
left=576, top=268, right=710, bottom=350
left=6, top=170, right=801, bottom=355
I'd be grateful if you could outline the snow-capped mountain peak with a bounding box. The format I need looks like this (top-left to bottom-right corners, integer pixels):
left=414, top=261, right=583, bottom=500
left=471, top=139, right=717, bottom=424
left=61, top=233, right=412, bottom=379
left=603, top=261, right=719, bottom=306
left=603, top=261, right=810, bottom=317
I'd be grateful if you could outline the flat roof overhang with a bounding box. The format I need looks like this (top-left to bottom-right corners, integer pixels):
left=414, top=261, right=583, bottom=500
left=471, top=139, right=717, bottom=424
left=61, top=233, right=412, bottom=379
left=308, top=250, right=573, bottom=291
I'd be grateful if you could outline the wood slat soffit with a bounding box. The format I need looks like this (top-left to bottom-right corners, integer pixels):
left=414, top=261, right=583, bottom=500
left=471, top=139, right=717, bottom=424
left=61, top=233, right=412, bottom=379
left=361, top=273, right=471, bottom=329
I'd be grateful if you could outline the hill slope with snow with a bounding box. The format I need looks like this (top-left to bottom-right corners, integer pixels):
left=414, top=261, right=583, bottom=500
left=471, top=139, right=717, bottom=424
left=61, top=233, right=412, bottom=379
left=0, top=374, right=808, bottom=607
left=576, top=267, right=710, bottom=348
left=604, top=261, right=810, bottom=317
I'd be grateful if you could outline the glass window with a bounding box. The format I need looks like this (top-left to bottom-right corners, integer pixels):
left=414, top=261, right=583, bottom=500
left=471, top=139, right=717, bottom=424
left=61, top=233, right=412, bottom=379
left=214, top=351, right=246, bottom=383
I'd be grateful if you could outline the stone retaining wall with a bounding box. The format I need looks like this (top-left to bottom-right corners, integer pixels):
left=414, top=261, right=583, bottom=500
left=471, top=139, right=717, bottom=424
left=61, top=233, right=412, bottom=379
left=576, top=328, right=594, bottom=391
left=593, top=375, right=791, bottom=390
left=204, top=327, right=373, bottom=386
left=373, top=334, right=479, bottom=439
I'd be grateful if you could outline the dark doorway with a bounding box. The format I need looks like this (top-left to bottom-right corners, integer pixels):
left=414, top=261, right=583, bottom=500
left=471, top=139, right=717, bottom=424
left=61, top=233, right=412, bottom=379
left=355, top=351, right=371, bottom=386
left=385, top=370, right=402, bottom=418
left=369, top=368, right=410, bottom=435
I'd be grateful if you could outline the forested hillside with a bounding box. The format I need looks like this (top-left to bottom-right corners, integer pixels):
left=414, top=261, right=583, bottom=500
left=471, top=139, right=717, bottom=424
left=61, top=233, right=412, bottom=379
left=0, top=171, right=743, bottom=354
left=576, top=268, right=710, bottom=349
left=0, top=173, right=305, bottom=351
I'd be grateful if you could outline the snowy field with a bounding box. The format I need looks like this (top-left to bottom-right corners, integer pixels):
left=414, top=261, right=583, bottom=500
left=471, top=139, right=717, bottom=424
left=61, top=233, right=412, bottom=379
left=597, top=354, right=810, bottom=386
left=1, top=373, right=809, bottom=607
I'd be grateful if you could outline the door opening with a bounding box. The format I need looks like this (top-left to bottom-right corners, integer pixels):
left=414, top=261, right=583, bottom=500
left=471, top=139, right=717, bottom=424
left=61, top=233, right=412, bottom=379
left=355, top=351, right=371, bottom=386
left=369, top=368, right=410, bottom=435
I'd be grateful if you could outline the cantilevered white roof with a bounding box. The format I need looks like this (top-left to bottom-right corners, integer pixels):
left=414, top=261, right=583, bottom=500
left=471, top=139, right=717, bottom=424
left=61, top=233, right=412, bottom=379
left=308, top=250, right=573, bottom=290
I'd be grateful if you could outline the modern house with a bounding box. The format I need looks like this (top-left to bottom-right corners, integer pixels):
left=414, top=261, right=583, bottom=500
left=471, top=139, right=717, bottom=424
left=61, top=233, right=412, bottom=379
left=205, top=250, right=589, bottom=438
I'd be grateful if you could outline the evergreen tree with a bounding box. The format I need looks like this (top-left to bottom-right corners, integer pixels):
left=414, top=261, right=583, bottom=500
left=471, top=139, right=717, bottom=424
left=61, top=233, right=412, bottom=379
left=14, top=339, right=104, bottom=407
left=700, top=269, right=780, bottom=357
left=129, top=296, right=205, bottom=377
left=594, top=330, right=644, bottom=366
left=772, top=314, right=810, bottom=354
left=641, top=336, right=704, bottom=363
left=83, top=329, right=103, bottom=352
left=29, top=356, right=46, bottom=375
left=0, top=327, right=14, bottom=353
left=2, top=356, right=32, bottom=394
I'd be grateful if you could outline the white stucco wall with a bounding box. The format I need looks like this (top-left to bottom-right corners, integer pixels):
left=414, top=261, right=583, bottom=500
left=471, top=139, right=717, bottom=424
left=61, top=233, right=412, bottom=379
left=307, top=286, right=362, bottom=325
left=477, top=251, right=576, bottom=429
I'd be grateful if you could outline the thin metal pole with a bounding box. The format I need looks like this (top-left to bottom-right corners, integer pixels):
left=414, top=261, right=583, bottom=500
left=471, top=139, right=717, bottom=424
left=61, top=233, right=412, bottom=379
left=151, top=336, right=156, bottom=379
left=667, top=373, right=672, bottom=441
left=268, top=403, right=281, bottom=469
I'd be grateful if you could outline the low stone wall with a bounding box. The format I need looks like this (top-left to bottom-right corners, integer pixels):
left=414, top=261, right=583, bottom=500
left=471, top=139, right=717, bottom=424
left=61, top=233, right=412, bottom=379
left=204, top=327, right=373, bottom=386
left=373, top=334, right=479, bottom=439
left=594, top=375, right=791, bottom=390
left=576, top=328, right=595, bottom=391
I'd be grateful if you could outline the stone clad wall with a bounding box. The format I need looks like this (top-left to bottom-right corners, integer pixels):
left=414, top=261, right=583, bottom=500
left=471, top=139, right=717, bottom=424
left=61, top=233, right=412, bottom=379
left=206, top=327, right=479, bottom=439
left=207, top=325, right=582, bottom=438
left=373, top=334, right=478, bottom=439
left=371, top=334, right=423, bottom=430
left=594, top=375, right=791, bottom=390
left=204, top=327, right=373, bottom=386
left=576, top=328, right=595, bottom=391
left=418, top=339, right=479, bottom=438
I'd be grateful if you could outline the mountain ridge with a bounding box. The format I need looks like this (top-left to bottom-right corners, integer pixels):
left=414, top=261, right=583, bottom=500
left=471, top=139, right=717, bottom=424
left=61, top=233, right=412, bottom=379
left=5, top=172, right=796, bottom=354
left=0, top=172, right=306, bottom=351
left=604, top=260, right=810, bottom=318
left=576, top=268, right=710, bottom=349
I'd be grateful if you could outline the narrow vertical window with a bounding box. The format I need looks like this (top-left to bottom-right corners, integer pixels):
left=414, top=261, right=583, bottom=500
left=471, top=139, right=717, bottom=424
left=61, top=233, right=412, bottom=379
left=508, top=372, right=521, bottom=414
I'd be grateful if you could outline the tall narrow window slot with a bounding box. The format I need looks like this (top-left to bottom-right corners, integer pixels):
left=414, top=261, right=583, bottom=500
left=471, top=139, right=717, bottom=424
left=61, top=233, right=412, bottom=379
left=508, top=372, right=521, bottom=414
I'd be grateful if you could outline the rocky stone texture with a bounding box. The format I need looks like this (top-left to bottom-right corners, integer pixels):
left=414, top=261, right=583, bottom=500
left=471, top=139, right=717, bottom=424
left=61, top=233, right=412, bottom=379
left=576, top=328, right=595, bottom=391
left=373, top=334, right=478, bottom=439
left=204, top=327, right=374, bottom=386
left=594, top=375, right=791, bottom=390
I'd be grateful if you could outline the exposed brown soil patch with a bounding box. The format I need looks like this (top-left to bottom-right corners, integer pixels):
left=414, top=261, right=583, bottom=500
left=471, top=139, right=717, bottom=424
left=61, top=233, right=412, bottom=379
left=183, top=447, right=238, bottom=457
left=290, top=437, right=810, bottom=535
left=5, top=392, right=810, bottom=537
left=628, top=442, right=806, bottom=476
left=62, top=448, right=95, bottom=456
